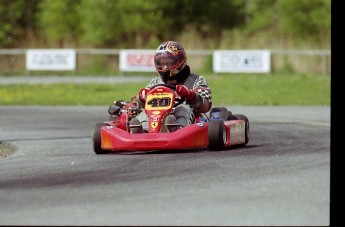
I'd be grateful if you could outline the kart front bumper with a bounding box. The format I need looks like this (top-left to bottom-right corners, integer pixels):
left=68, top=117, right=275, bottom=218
left=100, top=123, right=209, bottom=151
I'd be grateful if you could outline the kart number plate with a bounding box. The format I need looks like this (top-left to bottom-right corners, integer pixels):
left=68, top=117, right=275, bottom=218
left=145, top=93, right=173, bottom=110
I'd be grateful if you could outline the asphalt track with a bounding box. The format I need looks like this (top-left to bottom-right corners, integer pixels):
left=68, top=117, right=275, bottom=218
left=0, top=105, right=330, bottom=225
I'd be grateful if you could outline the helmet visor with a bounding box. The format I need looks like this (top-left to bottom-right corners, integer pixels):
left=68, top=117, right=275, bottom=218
left=154, top=54, right=178, bottom=72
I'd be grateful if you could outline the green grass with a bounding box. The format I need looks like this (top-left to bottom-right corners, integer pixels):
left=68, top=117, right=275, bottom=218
left=0, top=73, right=330, bottom=106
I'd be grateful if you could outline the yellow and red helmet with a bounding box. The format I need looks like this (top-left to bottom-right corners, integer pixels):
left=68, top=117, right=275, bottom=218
left=154, top=41, right=187, bottom=81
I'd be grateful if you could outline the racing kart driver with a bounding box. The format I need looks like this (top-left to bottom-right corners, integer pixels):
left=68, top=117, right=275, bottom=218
left=130, top=41, right=212, bottom=133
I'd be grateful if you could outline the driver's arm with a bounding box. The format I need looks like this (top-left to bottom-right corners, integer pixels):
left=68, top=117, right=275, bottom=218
left=137, top=77, right=164, bottom=108
left=188, top=76, right=212, bottom=113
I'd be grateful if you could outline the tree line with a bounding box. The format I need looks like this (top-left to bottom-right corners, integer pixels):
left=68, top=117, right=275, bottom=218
left=0, top=0, right=330, bottom=48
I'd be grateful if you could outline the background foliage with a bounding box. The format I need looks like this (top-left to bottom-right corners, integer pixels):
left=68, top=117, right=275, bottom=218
left=0, top=0, right=330, bottom=49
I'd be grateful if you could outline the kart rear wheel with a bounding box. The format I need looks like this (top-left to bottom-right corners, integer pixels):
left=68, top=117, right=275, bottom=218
left=208, top=120, right=227, bottom=151
left=92, top=122, right=110, bottom=154
left=218, top=110, right=239, bottom=121
left=233, top=114, right=249, bottom=145
left=210, top=107, right=232, bottom=116
left=219, top=110, right=231, bottom=120
left=211, top=107, right=228, bottom=112
left=210, top=107, right=232, bottom=120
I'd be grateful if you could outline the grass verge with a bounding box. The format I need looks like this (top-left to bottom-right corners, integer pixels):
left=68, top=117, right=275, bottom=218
left=0, top=73, right=330, bottom=106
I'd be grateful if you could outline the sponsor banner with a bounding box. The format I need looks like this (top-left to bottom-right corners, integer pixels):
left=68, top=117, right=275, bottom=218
left=213, top=50, right=271, bottom=73
left=119, top=49, right=156, bottom=72
left=26, top=49, right=76, bottom=70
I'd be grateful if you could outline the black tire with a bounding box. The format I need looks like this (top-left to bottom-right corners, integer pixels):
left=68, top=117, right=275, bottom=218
left=227, top=112, right=238, bottom=120
left=208, top=120, right=227, bottom=151
left=209, top=107, right=227, bottom=117
left=209, top=107, right=232, bottom=120
left=92, top=122, right=110, bottom=154
left=233, top=114, right=249, bottom=145
left=211, top=107, right=228, bottom=112
left=107, top=114, right=118, bottom=122
left=209, top=107, right=231, bottom=120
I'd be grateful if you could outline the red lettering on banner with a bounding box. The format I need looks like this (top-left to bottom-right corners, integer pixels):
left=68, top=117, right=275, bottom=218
left=127, top=54, right=154, bottom=67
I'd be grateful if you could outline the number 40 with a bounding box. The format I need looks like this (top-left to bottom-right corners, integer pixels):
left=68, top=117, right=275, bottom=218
left=147, top=97, right=171, bottom=107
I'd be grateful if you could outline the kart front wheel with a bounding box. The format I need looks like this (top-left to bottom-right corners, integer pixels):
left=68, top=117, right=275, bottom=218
left=107, top=114, right=118, bottom=122
left=208, top=120, right=227, bottom=151
left=92, top=122, right=110, bottom=154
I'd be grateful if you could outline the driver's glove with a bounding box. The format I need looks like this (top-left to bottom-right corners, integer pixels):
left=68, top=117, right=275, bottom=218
left=176, top=84, right=196, bottom=101
left=138, top=88, right=150, bottom=103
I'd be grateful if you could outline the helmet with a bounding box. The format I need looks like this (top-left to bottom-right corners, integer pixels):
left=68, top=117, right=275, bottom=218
left=154, top=41, right=187, bottom=81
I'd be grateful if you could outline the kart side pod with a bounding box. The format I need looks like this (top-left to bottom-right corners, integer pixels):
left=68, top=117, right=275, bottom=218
left=208, top=119, right=248, bottom=151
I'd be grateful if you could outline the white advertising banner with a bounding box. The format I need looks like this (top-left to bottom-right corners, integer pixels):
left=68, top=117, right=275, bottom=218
left=213, top=50, right=271, bottom=73
left=26, top=49, right=76, bottom=71
left=119, top=49, right=156, bottom=72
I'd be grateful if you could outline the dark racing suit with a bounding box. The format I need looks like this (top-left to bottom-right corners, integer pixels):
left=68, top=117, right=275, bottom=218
left=136, top=65, right=212, bottom=131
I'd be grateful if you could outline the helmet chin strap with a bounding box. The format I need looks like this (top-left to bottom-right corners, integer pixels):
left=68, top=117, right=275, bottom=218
left=160, top=71, right=171, bottom=83
left=160, top=65, right=190, bottom=85
left=166, top=80, right=178, bottom=85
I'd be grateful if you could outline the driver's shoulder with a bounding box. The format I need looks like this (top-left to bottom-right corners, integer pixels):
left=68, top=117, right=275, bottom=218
left=147, top=77, right=164, bottom=87
left=189, top=73, right=208, bottom=83
left=189, top=73, right=200, bottom=79
left=184, top=73, right=208, bottom=88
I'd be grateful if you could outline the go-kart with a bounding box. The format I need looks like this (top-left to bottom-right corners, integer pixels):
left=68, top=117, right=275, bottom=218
left=92, top=84, right=249, bottom=154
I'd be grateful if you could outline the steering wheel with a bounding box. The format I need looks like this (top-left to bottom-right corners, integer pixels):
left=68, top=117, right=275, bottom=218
left=149, top=83, right=176, bottom=90
left=148, top=84, right=185, bottom=107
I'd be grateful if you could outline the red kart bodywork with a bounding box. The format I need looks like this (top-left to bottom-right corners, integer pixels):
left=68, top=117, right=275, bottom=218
left=100, top=123, right=209, bottom=151
left=92, top=85, right=249, bottom=153
left=100, top=120, right=246, bottom=151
